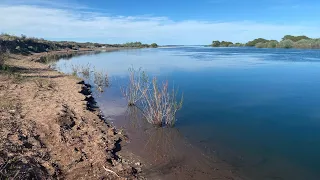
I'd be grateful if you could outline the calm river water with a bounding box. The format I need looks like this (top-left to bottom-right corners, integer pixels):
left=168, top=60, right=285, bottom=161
left=56, top=47, right=320, bottom=180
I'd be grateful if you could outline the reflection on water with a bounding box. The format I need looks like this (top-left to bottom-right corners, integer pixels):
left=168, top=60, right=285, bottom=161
left=40, top=50, right=102, bottom=64
left=56, top=47, right=320, bottom=180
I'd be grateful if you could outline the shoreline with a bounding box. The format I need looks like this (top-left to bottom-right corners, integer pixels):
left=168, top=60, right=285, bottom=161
left=0, top=48, right=144, bottom=179
left=1, top=48, right=245, bottom=180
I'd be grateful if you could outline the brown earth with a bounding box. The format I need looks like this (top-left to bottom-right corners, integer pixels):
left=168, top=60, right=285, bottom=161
left=0, top=50, right=143, bottom=179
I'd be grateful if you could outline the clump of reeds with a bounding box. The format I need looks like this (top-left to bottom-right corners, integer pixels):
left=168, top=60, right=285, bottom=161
left=122, top=67, right=183, bottom=127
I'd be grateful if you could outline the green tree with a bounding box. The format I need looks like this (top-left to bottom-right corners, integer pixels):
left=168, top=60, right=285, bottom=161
left=246, top=38, right=269, bottom=46
left=282, top=35, right=310, bottom=42
left=278, top=39, right=294, bottom=48
left=211, top=41, right=221, bottom=47
left=220, top=41, right=233, bottom=47
left=151, top=43, right=158, bottom=48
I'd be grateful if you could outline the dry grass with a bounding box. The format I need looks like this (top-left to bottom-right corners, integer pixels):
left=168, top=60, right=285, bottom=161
left=34, top=78, right=57, bottom=90
left=68, top=63, right=109, bottom=92
left=0, top=96, right=15, bottom=111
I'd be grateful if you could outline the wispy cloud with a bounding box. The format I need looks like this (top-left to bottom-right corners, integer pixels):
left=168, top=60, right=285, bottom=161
left=1, top=0, right=92, bottom=10
left=0, top=2, right=319, bottom=44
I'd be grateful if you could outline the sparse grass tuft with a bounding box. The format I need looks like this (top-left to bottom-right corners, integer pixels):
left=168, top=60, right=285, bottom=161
left=34, top=78, right=56, bottom=90
left=0, top=97, right=15, bottom=110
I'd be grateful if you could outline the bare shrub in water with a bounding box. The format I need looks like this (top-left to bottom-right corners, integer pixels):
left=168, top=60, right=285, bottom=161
left=93, top=69, right=109, bottom=92
left=80, top=63, right=91, bottom=79
left=123, top=68, right=183, bottom=127
left=121, top=67, right=146, bottom=106
left=71, top=64, right=80, bottom=76
left=140, top=78, right=183, bottom=126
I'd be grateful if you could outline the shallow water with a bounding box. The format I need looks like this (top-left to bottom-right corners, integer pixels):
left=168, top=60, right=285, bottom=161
left=56, top=47, right=320, bottom=180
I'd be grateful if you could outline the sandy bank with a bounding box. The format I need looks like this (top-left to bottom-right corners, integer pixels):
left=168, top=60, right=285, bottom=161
left=0, top=49, right=143, bottom=179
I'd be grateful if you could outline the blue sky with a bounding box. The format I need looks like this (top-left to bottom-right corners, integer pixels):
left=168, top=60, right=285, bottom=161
left=0, top=0, right=320, bottom=44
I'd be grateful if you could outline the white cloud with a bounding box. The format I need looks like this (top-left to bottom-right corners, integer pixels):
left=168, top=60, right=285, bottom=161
left=0, top=3, right=319, bottom=44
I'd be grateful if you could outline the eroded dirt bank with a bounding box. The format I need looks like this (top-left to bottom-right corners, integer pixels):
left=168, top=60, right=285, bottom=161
left=0, top=51, right=143, bottom=179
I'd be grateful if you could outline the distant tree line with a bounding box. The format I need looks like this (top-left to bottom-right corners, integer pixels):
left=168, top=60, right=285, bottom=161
left=0, top=33, right=158, bottom=55
left=120, top=42, right=158, bottom=48
left=210, top=35, right=320, bottom=49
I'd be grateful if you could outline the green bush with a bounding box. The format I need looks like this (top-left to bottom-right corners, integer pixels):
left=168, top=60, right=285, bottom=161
left=282, top=35, right=310, bottom=42
left=246, top=38, right=269, bottom=46
left=294, top=39, right=312, bottom=49
left=278, top=39, right=294, bottom=48
left=211, top=40, right=234, bottom=47
left=0, top=33, right=159, bottom=54
left=232, top=43, right=245, bottom=47
left=310, top=39, right=320, bottom=49
left=211, top=41, right=221, bottom=47
left=255, top=42, right=266, bottom=48
left=267, top=41, right=278, bottom=48
left=151, top=43, right=158, bottom=48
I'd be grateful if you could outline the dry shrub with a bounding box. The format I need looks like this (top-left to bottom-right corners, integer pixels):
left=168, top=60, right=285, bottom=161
left=140, top=78, right=183, bottom=127
left=121, top=67, right=146, bottom=106
left=123, top=67, right=183, bottom=127
left=80, top=63, right=91, bottom=79
left=93, top=69, right=109, bottom=92
left=71, top=64, right=80, bottom=76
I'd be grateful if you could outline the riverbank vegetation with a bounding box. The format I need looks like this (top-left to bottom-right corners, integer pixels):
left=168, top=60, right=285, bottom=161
left=122, top=42, right=158, bottom=48
left=210, top=35, right=320, bottom=49
left=0, top=33, right=158, bottom=55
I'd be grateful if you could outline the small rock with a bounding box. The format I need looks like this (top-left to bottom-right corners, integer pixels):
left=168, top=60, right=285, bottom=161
left=107, top=128, right=116, bottom=136
left=77, top=80, right=85, bottom=84
left=135, top=167, right=142, bottom=173
left=9, top=110, right=16, bottom=114
left=114, top=164, right=123, bottom=171
left=135, top=162, right=141, bottom=166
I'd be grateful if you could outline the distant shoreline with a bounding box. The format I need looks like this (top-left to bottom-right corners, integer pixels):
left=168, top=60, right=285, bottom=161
left=209, top=35, right=320, bottom=49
